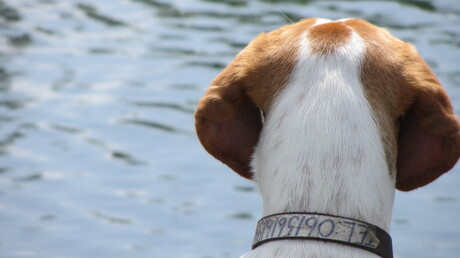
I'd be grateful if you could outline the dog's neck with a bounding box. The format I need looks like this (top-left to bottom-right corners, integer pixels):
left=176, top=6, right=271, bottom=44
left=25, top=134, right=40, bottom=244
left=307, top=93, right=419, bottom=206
left=251, top=31, right=395, bottom=231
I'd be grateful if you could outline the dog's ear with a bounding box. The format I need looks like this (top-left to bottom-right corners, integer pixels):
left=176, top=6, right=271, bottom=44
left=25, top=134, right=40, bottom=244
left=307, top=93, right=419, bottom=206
left=195, top=32, right=276, bottom=180
left=194, top=26, right=309, bottom=179
left=195, top=82, right=262, bottom=180
left=396, top=44, right=460, bottom=191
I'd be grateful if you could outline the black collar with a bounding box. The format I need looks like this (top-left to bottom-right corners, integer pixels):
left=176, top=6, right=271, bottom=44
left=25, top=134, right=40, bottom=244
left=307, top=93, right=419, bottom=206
left=252, top=212, right=393, bottom=258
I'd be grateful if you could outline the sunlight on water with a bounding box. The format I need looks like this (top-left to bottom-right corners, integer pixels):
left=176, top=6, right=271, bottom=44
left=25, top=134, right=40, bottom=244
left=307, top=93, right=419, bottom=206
left=0, top=0, right=459, bottom=257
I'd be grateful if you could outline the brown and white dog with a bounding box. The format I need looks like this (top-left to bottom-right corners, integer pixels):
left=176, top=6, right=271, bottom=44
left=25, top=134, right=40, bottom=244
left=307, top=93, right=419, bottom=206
left=195, top=18, right=460, bottom=257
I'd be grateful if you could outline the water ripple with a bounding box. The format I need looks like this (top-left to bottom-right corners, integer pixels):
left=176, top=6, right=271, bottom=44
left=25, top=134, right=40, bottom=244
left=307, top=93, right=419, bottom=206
left=0, top=1, right=21, bottom=21
left=76, top=3, right=128, bottom=27
left=111, top=151, right=146, bottom=166
left=91, top=210, right=133, bottom=225
left=119, top=118, right=185, bottom=134
left=127, top=101, right=195, bottom=114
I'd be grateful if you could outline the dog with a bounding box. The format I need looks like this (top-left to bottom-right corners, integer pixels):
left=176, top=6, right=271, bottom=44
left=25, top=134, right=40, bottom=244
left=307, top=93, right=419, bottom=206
left=194, top=18, right=460, bottom=258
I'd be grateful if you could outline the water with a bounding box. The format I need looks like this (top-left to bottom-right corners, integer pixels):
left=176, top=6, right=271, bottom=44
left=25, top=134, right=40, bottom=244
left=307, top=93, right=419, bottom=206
left=0, top=0, right=459, bottom=257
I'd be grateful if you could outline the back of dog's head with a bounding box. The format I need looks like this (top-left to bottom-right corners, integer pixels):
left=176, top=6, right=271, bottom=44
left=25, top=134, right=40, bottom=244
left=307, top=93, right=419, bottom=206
left=195, top=18, right=460, bottom=191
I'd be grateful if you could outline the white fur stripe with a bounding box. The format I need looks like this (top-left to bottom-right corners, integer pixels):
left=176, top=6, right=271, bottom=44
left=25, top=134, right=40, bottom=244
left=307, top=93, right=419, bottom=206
left=252, top=27, right=394, bottom=235
left=314, top=18, right=332, bottom=25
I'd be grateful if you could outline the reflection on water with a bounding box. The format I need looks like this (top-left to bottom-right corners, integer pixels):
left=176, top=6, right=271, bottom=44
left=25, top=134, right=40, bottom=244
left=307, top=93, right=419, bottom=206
left=0, top=0, right=459, bottom=257
left=91, top=210, right=133, bottom=225
left=76, top=4, right=128, bottom=27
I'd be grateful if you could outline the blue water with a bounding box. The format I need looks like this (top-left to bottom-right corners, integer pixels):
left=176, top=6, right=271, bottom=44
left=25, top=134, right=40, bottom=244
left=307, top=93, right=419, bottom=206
left=0, top=0, right=459, bottom=257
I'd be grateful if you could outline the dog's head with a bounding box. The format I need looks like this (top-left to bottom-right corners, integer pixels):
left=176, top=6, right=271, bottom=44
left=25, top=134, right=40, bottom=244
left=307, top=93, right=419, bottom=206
left=195, top=18, right=460, bottom=191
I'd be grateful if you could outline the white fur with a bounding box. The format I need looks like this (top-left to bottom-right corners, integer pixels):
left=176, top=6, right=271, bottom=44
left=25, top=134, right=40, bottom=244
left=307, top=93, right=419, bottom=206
left=314, top=18, right=332, bottom=25
left=243, top=24, right=395, bottom=258
left=337, top=18, right=354, bottom=22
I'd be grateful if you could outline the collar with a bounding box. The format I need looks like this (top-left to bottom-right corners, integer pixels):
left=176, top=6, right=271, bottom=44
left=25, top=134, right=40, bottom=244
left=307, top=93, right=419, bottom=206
left=252, top=212, right=393, bottom=258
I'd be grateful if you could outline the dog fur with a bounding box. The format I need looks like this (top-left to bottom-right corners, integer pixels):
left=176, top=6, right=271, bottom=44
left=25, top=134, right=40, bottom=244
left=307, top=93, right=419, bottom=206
left=195, top=18, right=460, bottom=257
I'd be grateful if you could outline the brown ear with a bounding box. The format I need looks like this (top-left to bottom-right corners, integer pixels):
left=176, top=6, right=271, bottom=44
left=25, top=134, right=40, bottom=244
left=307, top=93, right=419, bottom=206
left=396, top=44, right=460, bottom=191
left=195, top=84, right=262, bottom=180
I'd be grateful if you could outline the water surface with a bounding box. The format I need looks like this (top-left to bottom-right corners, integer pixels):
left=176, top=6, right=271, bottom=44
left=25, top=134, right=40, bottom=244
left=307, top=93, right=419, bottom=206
left=0, top=0, right=459, bottom=257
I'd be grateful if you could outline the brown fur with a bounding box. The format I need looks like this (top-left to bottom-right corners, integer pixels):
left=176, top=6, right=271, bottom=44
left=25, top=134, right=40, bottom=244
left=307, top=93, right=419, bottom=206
left=345, top=19, right=460, bottom=191
left=195, top=18, right=460, bottom=190
left=309, top=21, right=352, bottom=55
left=195, top=18, right=317, bottom=179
